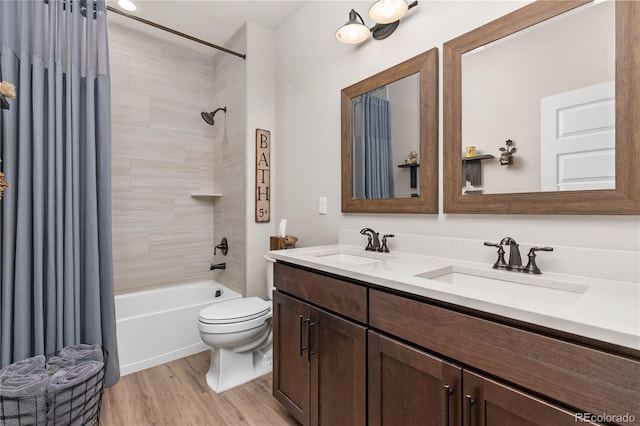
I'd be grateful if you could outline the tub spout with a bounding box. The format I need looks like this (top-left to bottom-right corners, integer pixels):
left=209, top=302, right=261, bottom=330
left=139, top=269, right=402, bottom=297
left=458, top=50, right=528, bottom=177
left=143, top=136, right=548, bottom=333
left=210, top=262, right=226, bottom=270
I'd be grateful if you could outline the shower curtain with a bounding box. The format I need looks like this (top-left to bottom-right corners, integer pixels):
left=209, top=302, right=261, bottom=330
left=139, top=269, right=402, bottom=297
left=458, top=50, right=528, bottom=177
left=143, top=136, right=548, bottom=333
left=352, top=91, right=395, bottom=199
left=0, top=0, right=119, bottom=386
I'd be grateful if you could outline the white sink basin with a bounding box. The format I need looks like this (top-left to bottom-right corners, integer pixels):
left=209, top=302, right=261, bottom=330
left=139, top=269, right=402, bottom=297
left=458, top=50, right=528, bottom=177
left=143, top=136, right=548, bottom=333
left=306, top=248, right=390, bottom=266
left=316, top=253, right=382, bottom=265
left=415, top=266, right=588, bottom=305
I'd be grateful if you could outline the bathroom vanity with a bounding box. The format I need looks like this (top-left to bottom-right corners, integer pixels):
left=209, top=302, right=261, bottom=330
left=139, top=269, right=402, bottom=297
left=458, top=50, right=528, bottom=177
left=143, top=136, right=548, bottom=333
left=270, top=245, right=639, bottom=426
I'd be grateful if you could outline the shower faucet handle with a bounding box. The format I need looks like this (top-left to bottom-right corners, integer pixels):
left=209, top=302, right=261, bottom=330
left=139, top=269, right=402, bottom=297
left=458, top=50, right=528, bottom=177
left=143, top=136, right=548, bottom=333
left=214, top=237, right=229, bottom=256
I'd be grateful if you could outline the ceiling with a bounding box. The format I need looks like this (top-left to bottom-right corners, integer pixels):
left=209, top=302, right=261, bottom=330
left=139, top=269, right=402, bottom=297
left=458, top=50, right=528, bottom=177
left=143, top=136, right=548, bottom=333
left=106, top=0, right=308, bottom=54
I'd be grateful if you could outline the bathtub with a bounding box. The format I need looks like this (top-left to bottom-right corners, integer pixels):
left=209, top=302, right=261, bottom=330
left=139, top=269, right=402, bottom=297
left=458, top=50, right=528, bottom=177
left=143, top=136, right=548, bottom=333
left=115, top=281, right=241, bottom=376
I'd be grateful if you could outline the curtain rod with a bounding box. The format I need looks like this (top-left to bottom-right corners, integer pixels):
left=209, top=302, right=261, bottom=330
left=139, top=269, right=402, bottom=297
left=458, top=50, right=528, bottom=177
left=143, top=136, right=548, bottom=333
left=106, top=6, right=247, bottom=60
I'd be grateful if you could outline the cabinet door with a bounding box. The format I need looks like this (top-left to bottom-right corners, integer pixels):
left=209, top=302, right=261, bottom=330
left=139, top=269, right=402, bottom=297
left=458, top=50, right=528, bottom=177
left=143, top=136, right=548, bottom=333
left=310, top=307, right=367, bottom=426
left=368, top=331, right=462, bottom=426
left=273, top=291, right=311, bottom=425
left=463, top=370, right=601, bottom=426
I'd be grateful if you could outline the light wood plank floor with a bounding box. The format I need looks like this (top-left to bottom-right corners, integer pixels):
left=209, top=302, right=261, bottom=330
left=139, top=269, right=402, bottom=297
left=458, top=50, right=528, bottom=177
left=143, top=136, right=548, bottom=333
left=99, top=351, right=298, bottom=426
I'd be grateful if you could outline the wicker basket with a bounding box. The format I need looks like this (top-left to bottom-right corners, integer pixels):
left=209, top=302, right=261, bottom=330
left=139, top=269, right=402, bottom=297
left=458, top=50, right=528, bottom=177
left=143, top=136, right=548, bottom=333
left=0, top=347, right=107, bottom=426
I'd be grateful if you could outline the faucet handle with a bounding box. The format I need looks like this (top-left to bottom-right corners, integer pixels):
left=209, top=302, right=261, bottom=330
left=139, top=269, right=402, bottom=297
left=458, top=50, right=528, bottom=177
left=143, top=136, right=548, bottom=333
left=523, top=247, right=554, bottom=274
left=364, top=235, right=373, bottom=250
left=484, top=241, right=508, bottom=269
left=380, top=234, right=394, bottom=253
left=530, top=246, right=554, bottom=253
left=214, top=237, right=229, bottom=256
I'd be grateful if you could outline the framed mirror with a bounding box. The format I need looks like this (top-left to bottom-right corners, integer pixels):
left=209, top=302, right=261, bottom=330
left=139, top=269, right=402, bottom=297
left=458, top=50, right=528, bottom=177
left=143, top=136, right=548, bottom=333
left=341, top=48, right=439, bottom=213
left=443, top=0, right=639, bottom=214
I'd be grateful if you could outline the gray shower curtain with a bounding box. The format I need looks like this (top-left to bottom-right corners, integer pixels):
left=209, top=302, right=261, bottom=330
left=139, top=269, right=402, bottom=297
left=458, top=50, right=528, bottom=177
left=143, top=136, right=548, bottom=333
left=352, top=91, right=394, bottom=199
left=0, top=0, right=119, bottom=386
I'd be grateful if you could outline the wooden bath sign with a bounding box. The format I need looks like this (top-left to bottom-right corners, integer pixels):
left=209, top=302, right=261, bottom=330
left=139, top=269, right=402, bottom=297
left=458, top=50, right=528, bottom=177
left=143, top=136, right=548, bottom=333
left=256, top=129, right=270, bottom=222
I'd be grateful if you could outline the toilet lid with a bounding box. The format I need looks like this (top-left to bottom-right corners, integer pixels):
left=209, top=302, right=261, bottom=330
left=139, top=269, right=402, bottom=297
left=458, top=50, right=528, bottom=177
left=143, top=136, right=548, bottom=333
left=199, top=297, right=272, bottom=324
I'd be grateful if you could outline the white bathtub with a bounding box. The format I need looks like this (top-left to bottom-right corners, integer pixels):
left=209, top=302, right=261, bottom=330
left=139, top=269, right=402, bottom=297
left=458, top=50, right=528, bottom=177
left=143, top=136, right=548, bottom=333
left=115, top=281, right=241, bottom=376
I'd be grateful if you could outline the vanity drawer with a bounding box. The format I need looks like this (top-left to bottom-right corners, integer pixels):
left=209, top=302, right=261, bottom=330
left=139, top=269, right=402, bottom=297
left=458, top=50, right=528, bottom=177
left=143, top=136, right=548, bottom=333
left=369, top=289, right=640, bottom=422
left=274, top=262, right=368, bottom=323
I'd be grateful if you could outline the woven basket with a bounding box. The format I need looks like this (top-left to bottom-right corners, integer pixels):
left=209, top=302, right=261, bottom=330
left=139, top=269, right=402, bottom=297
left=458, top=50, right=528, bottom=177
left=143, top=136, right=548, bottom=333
left=0, top=347, right=107, bottom=426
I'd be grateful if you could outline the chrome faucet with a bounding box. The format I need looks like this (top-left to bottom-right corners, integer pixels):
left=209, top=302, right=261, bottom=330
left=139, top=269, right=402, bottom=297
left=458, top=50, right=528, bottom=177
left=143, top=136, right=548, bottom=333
left=484, top=237, right=553, bottom=274
left=360, top=228, right=381, bottom=251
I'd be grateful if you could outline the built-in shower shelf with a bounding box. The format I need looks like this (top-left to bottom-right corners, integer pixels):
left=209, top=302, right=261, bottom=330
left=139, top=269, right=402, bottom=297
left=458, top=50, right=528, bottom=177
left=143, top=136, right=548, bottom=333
left=190, top=192, right=222, bottom=198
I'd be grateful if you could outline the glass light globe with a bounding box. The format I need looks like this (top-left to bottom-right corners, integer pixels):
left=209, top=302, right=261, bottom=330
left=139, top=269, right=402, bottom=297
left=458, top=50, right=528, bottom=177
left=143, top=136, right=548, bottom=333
left=368, top=0, right=408, bottom=24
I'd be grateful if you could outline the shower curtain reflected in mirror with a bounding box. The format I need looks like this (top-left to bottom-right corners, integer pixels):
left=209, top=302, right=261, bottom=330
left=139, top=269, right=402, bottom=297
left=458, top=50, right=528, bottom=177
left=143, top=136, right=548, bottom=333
left=351, top=90, right=395, bottom=200
left=0, top=0, right=119, bottom=386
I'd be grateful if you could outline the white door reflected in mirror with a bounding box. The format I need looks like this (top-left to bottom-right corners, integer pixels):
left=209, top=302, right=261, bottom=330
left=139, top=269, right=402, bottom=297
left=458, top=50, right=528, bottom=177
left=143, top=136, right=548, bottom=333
left=540, top=81, right=615, bottom=192
left=461, top=0, right=615, bottom=195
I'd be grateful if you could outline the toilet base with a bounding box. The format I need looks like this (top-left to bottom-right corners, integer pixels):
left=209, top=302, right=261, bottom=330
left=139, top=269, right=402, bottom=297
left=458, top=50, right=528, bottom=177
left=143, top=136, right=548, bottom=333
left=205, top=346, right=273, bottom=393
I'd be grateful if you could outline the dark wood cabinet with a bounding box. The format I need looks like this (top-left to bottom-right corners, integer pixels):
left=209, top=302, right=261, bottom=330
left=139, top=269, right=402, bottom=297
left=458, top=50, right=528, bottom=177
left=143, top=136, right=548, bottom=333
left=273, top=288, right=366, bottom=426
left=310, top=306, right=366, bottom=426
left=368, top=331, right=462, bottom=426
left=369, top=289, right=639, bottom=425
left=273, top=290, right=311, bottom=425
left=369, top=331, right=602, bottom=426
left=463, top=370, right=600, bottom=426
left=273, top=262, right=639, bottom=426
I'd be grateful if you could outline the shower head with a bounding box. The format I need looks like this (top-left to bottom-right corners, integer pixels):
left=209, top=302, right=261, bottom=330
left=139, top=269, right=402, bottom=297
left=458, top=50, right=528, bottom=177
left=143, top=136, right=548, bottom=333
left=201, top=107, right=227, bottom=125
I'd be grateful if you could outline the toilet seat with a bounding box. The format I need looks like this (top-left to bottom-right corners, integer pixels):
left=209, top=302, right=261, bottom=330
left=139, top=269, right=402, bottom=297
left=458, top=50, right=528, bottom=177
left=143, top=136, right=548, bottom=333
left=199, top=297, right=271, bottom=325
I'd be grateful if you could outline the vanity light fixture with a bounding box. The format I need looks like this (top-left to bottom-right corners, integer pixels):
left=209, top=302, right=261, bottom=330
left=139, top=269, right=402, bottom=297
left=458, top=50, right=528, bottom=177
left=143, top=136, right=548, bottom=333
left=369, top=0, right=409, bottom=24
left=117, top=0, right=138, bottom=13
left=336, top=9, right=371, bottom=45
left=336, top=1, right=418, bottom=45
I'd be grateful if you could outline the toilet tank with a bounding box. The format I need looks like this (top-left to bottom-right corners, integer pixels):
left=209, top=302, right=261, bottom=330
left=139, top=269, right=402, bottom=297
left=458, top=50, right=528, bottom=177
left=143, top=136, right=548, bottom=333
left=264, top=254, right=276, bottom=299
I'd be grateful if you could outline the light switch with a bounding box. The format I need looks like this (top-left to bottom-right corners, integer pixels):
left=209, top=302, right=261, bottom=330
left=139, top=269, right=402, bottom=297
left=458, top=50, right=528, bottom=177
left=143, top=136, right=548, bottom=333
left=319, top=197, right=327, bottom=215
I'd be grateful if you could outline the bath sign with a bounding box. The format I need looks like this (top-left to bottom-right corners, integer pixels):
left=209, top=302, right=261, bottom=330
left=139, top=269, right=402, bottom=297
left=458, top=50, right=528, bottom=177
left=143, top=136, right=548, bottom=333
left=256, top=129, right=270, bottom=222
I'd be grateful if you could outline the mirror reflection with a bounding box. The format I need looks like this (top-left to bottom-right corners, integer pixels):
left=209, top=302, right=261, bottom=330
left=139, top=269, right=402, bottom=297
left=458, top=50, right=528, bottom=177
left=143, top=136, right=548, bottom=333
left=341, top=48, right=439, bottom=214
left=351, top=73, right=420, bottom=199
left=461, top=0, right=614, bottom=195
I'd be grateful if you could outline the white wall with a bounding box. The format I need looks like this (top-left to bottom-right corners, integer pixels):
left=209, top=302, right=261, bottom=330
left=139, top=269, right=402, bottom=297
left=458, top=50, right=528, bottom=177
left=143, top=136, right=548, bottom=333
left=273, top=1, right=639, bottom=280
left=245, top=21, right=277, bottom=298
left=389, top=74, right=420, bottom=197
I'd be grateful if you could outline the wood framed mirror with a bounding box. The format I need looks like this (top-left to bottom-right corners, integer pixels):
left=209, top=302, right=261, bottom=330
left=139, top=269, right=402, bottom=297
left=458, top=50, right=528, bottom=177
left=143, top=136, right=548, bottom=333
left=443, top=0, right=639, bottom=214
left=341, top=48, right=439, bottom=213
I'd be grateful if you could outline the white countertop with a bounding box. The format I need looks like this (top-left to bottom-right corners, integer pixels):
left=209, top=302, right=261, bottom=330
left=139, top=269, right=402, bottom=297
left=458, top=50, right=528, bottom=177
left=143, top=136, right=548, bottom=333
left=268, top=244, right=640, bottom=351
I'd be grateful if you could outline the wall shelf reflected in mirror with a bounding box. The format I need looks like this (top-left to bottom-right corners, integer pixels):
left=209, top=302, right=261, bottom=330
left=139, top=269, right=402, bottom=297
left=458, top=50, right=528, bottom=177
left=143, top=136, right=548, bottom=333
left=397, top=163, right=420, bottom=191
left=443, top=0, right=640, bottom=214
left=462, top=155, right=494, bottom=190
left=341, top=48, right=439, bottom=213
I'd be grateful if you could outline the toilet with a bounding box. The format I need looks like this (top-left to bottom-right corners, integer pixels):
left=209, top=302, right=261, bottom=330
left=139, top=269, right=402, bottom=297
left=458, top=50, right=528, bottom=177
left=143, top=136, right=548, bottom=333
left=197, top=255, right=276, bottom=392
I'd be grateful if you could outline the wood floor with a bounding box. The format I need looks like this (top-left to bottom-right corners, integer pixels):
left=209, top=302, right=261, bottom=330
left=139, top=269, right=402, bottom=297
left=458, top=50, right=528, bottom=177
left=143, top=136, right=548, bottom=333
left=99, top=351, right=298, bottom=426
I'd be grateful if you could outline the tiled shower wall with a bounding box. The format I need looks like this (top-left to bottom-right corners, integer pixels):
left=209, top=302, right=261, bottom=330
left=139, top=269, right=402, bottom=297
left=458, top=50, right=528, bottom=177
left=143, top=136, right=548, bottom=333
left=211, top=26, right=247, bottom=296
left=109, top=20, right=220, bottom=294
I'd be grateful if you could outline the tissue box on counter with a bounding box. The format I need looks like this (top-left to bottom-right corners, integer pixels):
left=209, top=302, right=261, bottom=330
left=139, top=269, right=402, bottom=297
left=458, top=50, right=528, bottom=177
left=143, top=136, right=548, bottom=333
left=271, top=219, right=298, bottom=250
left=270, top=236, right=286, bottom=250
left=270, top=236, right=298, bottom=250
